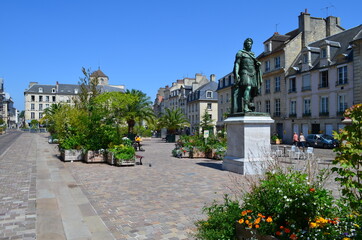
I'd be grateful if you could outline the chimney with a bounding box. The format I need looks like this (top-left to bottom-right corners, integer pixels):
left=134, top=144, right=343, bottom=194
left=298, top=10, right=311, bottom=47
left=29, top=82, right=38, bottom=88
left=210, top=74, right=216, bottom=82
left=326, top=16, right=341, bottom=37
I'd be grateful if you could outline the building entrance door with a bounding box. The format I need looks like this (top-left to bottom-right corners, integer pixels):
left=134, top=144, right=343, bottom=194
left=311, top=124, right=320, bottom=134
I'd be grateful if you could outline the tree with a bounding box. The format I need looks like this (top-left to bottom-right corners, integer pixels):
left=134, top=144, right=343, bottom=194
left=332, top=104, right=362, bottom=212
left=74, top=67, right=101, bottom=110
left=159, top=108, right=189, bottom=135
left=42, top=103, right=63, bottom=134
left=199, top=109, right=215, bottom=135
left=124, top=89, right=155, bottom=136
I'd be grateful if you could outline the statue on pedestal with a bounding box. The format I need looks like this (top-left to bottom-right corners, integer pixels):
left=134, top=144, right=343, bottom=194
left=231, top=38, right=262, bottom=114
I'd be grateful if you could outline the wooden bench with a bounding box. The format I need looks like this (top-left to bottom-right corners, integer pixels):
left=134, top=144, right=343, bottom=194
left=135, top=155, right=143, bottom=165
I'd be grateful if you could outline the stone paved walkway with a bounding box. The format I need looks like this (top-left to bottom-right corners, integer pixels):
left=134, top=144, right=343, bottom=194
left=0, top=132, right=340, bottom=240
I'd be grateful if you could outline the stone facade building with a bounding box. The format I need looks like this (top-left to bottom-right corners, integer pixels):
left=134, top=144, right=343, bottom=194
left=23, top=69, right=125, bottom=123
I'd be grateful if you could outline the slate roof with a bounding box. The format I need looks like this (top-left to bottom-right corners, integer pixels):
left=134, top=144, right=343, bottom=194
left=288, top=24, right=362, bottom=75
left=25, top=83, right=124, bottom=95
left=187, top=81, right=218, bottom=102
left=90, top=69, right=108, bottom=78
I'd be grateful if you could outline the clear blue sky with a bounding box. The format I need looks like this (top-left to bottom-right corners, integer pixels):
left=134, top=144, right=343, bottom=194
left=1, top=0, right=361, bottom=111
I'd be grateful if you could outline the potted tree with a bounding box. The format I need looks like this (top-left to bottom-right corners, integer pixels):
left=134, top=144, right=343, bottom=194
left=159, top=108, right=189, bottom=143
left=108, top=137, right=136, bottom=166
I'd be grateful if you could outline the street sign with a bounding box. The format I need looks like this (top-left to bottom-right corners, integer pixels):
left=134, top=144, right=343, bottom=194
left=204, top=130, right=209, bottom=138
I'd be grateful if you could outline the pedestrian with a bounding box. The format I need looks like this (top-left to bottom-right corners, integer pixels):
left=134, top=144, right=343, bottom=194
left=293, top=132, right=299, bottom=146
left=299, top=132, right=306, bottom=151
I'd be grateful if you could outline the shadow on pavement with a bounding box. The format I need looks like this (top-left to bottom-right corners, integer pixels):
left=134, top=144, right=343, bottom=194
left=196, top=162, right=224, bottom=171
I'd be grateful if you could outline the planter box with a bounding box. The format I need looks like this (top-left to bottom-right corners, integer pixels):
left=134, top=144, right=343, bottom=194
left=84, top=150, right=106, bottom=163
left=61, top=149, right=83, bottom=162
left=106, top=152, right=135, bottom=166
left=236, top=223, right=277, bottom=240
left=190, top=148, right=206, bottom=158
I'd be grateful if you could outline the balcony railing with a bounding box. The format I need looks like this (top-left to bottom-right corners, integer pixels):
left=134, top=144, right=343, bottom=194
left=289, top=113, right=297, bottom=118
left=265, top=89, right=271, bottom=94
left=318, top=83, right=329, bottom=89
left=336, top=80, right=348, bottom=86
left=337, top=111, right=345, bottom=116
left=273, top=112, right=281, bottom=117
left=301, top=86, right=311, bottom=91
left=288, top=88, right=297, bottom=93
left=319, top=112, right=329, bottom=117
left=302, top=112, right=311, bottom=117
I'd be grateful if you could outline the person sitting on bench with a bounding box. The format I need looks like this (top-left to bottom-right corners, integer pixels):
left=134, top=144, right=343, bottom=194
left=135, top=135, right=142, bottom=151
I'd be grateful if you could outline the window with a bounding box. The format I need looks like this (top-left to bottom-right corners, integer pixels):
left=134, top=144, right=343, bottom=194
left=320, top=96, right=329, bottom=115
left=302, top=74, right=311, bottom=91
left=220, top=95, right=223, bottom=104
left=265, top=100, right=270, bottom=113
left=220, top=109, right=224, bottom=121
left=274, top=99, right=281, bottom=116
left=31, top=112, right=35, bottom=119
left=303, top=53, right=309, bottom=64
left=206, top=91, right=212, bottom=98
left=264, top=42, right=271, bottom=52
left=52, top=96, right=56, bottom=102
left=321, top=48, right=327, bottom=58
left=39, top=96, right=43, bottom=102
left=226, top=93, right=229, bottom=103
left=52, top=88, right=56, bottom=93
left=31, top=104, right=35, bottom=110
left=338, top=95, right=348, bottom=114
left=207, top=103, right=212, bottom=110
left=290, top=100, right=296, bottom=116
left=274, top=56, right=281, bottom=69
left=46, top=96, right=49, bottom=102
left=289, top=78, right=296, bottom=93
left=39, top=104, right=43, bottom=111
left=275, top=76, right=281, bottom=92
left=303, top=99, right=311, bottom=116
left=31, top=95, right=35, bottom=102
left=39, top=87, right=43, bottom=93
left=39, top=112, right=43, bottom=119
left=319, top=70, right=329, bottom=88
left=265, top=61, right=270, bottom=72
left=265, top=79, right=270, bottom=94
left=45, top=104, right=49, bottom=109
left=337, top=66, right=348, bottom=85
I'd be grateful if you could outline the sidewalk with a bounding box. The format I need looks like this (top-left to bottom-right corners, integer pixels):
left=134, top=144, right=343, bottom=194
left=0, top=132, right=114, bottom=240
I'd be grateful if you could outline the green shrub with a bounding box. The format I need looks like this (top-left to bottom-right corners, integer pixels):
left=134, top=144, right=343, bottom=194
left=194, top=195, right=241, bottom=240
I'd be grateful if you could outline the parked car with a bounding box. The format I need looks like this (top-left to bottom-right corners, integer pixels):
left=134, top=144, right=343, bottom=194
left=306, top=134, right=338, bottom=148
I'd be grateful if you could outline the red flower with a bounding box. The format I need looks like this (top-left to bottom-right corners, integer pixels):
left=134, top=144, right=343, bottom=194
left=276, top=231, right=282, bottom=236
left=284, top=228, right=291, bottom=233
left=309, top=188, right=315, bottom=192
left=290, top=234, right=298, bottom=240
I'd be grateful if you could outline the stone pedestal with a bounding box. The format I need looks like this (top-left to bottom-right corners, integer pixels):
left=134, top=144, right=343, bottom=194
left=222, top=115, right=274, bottom=175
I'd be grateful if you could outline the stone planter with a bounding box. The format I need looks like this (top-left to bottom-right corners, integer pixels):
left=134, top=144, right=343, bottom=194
left=106, top=152, right=135, bottom=166
left=61, top=149, right=83, bottom=162
left=190, top=148, right=206, bottom=158
left=236, top=223, right=277, bottom=240
left=84, top=150, right=106, bottom=163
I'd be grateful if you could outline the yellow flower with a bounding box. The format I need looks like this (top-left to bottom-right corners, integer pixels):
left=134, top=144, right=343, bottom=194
left=309, top=222, right=317, bottom=228
left=266, top=217, right=273, bottom=223
left=238, top=219, right=244, bottom=224
left=342, top=238, right=351, bottom=240
left=245, top=220, right=250, bottom=225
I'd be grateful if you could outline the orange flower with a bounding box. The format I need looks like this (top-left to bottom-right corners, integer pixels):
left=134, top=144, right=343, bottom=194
left=241, top=211, right=247, bottom=216
left=255, top=224, right=260, bottom=228
left=280, top=226, right=284, bottom=229
left=245, top=220, right=249, bottom=225
left=290, top=234, right=298, bottom=240
left=276, top=231, right=282, bottom=236
left=258, top=213, right=263, bottom=217
left=248, top=216, right=252, bottom=219
left=309, top=188, right=315, bottom=192
left=238, top=219, right=244, bottom=224
left=266, top=217, right=273, bottom=223
left=254, top=217, right=261, bottom=224
left=284, top=228, right=291, bottom=233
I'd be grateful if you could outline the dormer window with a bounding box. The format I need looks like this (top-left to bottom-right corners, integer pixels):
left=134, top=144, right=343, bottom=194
left=74, top=88, right=78, bottom=94
left=264, top=41, right=271, bottom=52
left=38, top=87, right=43, bottom=93
left=52, top=88, right=56, bottom=93
left=303, top=53, right=309, bottom=64
left=321, top=48, right=327, bottom=58
left=206, top=91, right=213, bottom=98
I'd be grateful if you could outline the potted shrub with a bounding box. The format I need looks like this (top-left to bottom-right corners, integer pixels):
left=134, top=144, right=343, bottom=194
left=108, top=137, right=136, bottom=166
left=59, top=135, right=84, bottom=162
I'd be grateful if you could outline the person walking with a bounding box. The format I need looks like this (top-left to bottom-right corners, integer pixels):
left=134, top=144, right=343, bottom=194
left=299, top=132, right=306, bottom=151
left=293, top=132, right=299, bottom=146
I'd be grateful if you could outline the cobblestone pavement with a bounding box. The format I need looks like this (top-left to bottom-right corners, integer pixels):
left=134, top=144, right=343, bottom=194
left=66, top=139, right=340, bottom=240
left=0, top=132, right=37, bottom=240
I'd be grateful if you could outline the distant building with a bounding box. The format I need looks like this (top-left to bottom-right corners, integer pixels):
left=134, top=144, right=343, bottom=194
left=23, top=69, right=125, bottom=123
left=0, top=78, right=18, bottom=128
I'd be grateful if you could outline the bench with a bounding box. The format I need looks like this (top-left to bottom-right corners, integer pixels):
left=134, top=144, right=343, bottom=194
left=135, top=155, right=143, bottom=165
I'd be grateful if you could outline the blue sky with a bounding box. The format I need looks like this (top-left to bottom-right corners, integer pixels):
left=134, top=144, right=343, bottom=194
left=0, top=0, right=361, bottom=111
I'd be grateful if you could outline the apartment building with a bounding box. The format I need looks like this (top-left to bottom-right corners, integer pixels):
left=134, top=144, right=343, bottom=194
left=24, top=69, right=125, bottom=123
left=285, top=24, right=362, bottom=139
left=216, top=73, right=233, bottom=130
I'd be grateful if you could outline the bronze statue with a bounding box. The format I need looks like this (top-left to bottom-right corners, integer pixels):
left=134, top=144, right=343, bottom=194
left=231, top=38, right=262, bottom=113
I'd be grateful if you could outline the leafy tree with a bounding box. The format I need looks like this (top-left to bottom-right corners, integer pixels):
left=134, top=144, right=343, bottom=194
left=30, top=119, right=39, bottom=129
left=199, top=109, right=214, bottom=135
left=74, top=67, right=101, bottom=110
left=124, top=89, right=155, bottom=135
left=159, top=108, right=189, bottom=135
left=332, top=104, right=362, bottom=212
left=42, top=103, right=63, bottom=134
